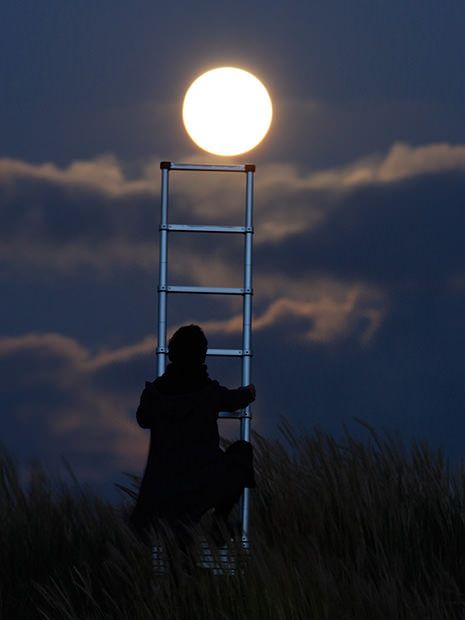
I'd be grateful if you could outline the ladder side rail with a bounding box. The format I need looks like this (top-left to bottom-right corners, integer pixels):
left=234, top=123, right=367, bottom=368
left=157, top=168, right=169, bottom=378
left=240, top=168, right=254, bottom=547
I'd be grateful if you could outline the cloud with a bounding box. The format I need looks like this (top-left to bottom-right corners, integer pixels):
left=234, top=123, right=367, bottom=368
left=0, top=155, right=157, bottom=198
left=258, top=168, right=465, bottom=287
left=2, top=140, right=465, bottom=275
left=200, top=287, right=384, bottom=345
left=0, top=331, right=87, bottom=365
left=373, top=143, right=465, bottom=184
left=3, top=268, right=464, bottom=494
left=0, top=331, right=147, bottom=485
left=0, top=141, right=463, bottom=335
left=87, top=283, right=385, bottom=373
left=3, top=141, right=465, bottom=491
left=259, top=142, right=465, bottom=191
left=3, top=266, right=465, bottom=495
left=2, top=283, right=381, bottom=377
left=0, top=278, right=384, bottom=473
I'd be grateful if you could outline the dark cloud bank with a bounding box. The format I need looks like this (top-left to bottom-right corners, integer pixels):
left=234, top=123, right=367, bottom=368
left=1, top=146, right=465, bottom=498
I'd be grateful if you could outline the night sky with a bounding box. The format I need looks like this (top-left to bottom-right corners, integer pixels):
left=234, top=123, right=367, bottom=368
left=2, top=1, right=465, bottom=498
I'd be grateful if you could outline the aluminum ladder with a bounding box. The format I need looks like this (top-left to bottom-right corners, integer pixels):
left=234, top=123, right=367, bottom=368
left=156, top=160, right=255, bottom=552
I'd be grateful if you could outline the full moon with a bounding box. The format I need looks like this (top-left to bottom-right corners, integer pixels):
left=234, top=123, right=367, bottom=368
left=182, top=67, right=273, bottom=156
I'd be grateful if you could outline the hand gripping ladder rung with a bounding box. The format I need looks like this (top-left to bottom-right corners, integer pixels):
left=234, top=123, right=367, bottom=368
left=156, top=160, right=255, bottom=551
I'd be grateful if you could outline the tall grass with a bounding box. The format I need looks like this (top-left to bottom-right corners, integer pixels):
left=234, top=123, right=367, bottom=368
left=2, top=419, right=465, bottom=619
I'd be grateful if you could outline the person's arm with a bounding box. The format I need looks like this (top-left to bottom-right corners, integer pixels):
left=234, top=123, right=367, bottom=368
left=135, top=381, right=154, bottom=429
left=216, top=383, right=256, bottom=413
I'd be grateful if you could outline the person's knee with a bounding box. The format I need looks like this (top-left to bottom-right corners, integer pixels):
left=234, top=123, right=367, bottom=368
left=227, top=439, right=253, bottom=456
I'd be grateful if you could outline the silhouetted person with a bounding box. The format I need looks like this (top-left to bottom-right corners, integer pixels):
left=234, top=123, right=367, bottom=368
left=129, top=324, right=255, bottom=549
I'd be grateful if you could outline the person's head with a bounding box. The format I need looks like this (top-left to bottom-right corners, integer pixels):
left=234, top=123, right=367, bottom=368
left=168, top=324, right=208, bottom=366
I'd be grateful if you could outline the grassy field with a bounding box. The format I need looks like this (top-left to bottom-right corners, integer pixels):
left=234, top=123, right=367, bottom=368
left=2, top=419, right=465, bottom=619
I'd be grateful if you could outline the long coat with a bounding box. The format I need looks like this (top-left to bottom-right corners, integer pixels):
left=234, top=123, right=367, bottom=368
left=130, top=362, right=254, bottom=536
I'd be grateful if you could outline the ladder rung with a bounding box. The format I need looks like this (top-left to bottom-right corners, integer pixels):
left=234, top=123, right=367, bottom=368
left=207, top=348, right=251, bottom=357
left=218, top=411, right=252, bottom=419
left=166, top=224, right=250, bottom=234
left=162, top=285, right=250, bottom=295
left=157, top=347, right=251, bottom=357
left=162, top=162, right=255, bottom=173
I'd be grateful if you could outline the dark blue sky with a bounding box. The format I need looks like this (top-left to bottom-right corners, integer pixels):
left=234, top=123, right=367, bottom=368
left=1, top=0, right=465, bottom=498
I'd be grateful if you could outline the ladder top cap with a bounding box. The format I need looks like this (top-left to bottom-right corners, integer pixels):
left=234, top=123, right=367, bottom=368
left=160, top=161, right=255, bottom=172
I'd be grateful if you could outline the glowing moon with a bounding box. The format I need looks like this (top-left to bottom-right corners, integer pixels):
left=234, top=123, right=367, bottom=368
left=182, top=67, right=273, bottom=156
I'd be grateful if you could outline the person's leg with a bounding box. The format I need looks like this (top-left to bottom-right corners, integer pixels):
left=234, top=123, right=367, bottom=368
left=223, top=440, right=255, bottom=489
left=212, top=485, right=243, bottom=519
left=210, top=490, right=242, bottom=545
left=209, top=441, right=255, bottom=543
